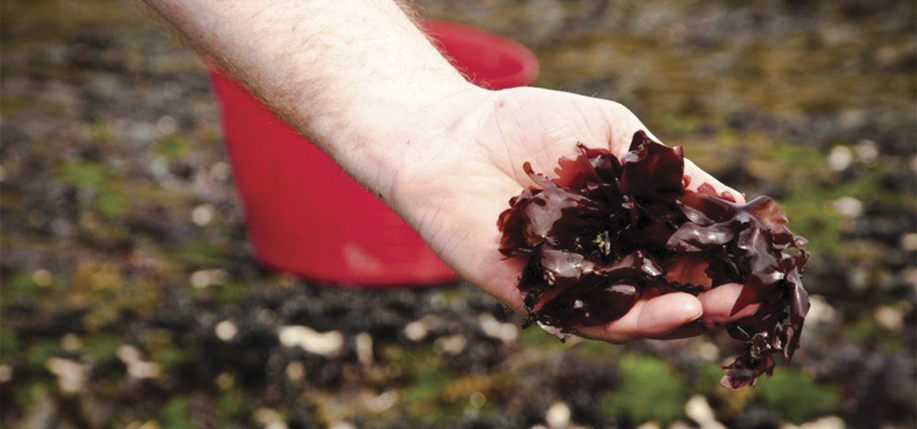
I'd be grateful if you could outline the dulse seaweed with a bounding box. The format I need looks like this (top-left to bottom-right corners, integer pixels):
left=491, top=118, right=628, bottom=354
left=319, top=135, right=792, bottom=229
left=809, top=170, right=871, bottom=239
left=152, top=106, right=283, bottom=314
left=497, top=131, right=810, bottom=389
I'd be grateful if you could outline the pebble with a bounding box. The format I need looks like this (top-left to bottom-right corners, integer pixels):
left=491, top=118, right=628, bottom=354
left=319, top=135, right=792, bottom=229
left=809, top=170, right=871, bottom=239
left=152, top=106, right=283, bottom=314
left=216, top=372, right=234, bottom=389
left=155, top=115, right=177, bottom=135
left=0, top=365, right=12, bottom=383
left=780, top=415, right=845, bottom=429
left=848, top=266, right=870, bottom=292
left=874, top=305, right=904, bottom=331
left=355, top=332, right=373, bottom=366
left=127, top=360, right=160, bottom=379
left=367, top=390, right=398, bottom=413
left=899, top=233, right=917, bottom=251
left=901, top=268, right=917, bottom=291
left=61, top=333, right=81, bottom=352
left=854, top=140, right=879, bottom=163
left=46, top=357, right=88, bottom=394
left=254, top=408, right=288, bottom=429
left=469, top=391, right=486, bottom=408
left=827, top=145, right=853, bottom=172
left=433, top=335, right=467, bottom=356
left=692, top=341, right=720, bottom=361
left=546, top=401, right=571, bottom=429
left=805, top=295, right=838, bottom=330
left=191, top=203, right=215, bottom=226
left=31, top=269, right=53, bottom=287
left=478, top=313, right=519, bottom=343
left=404, top=315, right=440, bottom=342
left=831, top=196, right=863, bottom=218
left=127, top=121, right=158, bottom=146
left=50, top=217, right=73, bottom=237
left=191, top=269, right=227, bottom=289
left=215, top=320, right=238, bottom=341
left=126, top=422, right=161, bottom=429
left=285, top=362, right=304, bottom=382
left=209, top=161, right=232, bottom=182
left=147, top=156, right=171, bottom=181
left=117, top=345, right=160, bottom=379
left=278, top=325, right=344, bottom=357
left=403, top=320, right=428, bottom=341
left=685, top=395, right=726, bottom=429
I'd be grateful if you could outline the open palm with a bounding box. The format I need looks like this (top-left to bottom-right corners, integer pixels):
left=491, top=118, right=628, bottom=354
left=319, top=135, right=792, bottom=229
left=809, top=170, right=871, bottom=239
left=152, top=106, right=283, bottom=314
left=392, top=87, right=755, bottom=343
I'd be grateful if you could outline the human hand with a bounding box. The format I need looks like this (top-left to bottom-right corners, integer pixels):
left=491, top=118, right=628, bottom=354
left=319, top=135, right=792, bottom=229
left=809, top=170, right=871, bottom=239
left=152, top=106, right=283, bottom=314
left=389, top=86, right=758, bottom=343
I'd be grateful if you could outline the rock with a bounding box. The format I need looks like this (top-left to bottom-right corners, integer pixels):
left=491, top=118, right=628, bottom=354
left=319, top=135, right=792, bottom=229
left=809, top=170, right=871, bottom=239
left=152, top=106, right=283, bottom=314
left=46, top=357, right=88, bottom=394
left=478, top=313, right=519, bottom=343
left=215, top=319, right=239, bottom=341
left=546, top=401, right=571, bottom=429
left=433, top=335, right=467, bottom=356
left=685, top=395, right=727, bottom=429
left=355, top=332, right=373, bottom=367
left=827, top=145, right=853, bottom=172
left=278, top=325, right=344, bottom=357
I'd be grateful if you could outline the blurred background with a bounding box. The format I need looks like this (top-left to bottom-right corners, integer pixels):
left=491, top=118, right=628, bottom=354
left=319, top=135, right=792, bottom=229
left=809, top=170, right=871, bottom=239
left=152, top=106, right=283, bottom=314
left=1, top=0, right=915, bottom=428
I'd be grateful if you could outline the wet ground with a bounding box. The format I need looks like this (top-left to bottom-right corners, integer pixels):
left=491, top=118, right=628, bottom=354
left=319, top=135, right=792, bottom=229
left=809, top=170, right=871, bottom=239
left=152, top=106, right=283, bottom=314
left=2, top=0, right=915, bottom=428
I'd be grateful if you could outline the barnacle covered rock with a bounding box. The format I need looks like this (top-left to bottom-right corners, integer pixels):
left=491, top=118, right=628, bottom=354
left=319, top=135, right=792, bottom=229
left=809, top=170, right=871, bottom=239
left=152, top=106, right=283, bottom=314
left=497, top=131, right=810, bottom=388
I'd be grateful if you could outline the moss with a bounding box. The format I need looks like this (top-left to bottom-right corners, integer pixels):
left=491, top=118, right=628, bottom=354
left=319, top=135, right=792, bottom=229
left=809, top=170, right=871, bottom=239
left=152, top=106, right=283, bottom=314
left=219, top=387, right=253, bottom=424
left=402, top=362, right=463, bottom=422
left=152, top=348, right=188, bottom=374
left=842, top=317, right=884, bottom=342
left=25, top=339, right=62, bottom=373
left=841, top=317, right=905, bottom=352
left=157, top=396, right=195, bottom=429
left=778, top=163, right=912, bottom=255
left=1, top=271, right=48, bottom=299
left=571, top=338, right=617, bottom=360
left=695, top=364, right=753, bottom=421
left=772, top=145, right=826, bottom=169
left=158, top=136, right=190, bottom=160
left=779, top=191, right=845, bottom=254
left=520, top=325, right=568, bottom=350
left=601, top=355, right=688, bottom=427
left=81, top=335, right=122, bottom=362
left=171, top=243, right=229, bottom=267
left=0, top=329, right=21, bottom=362
left=56, top=160, right=130, bottom=219
left=95, top=185, right=128, bottom=218
left=657, top=113, right=706, bottom=135
left=209, top=281, right=250, bottom=306
left=754, top=367, right=840, bottom=424
left=57, top=161, right=109, bottom=188
left=746, top=144, right=832, bottom=187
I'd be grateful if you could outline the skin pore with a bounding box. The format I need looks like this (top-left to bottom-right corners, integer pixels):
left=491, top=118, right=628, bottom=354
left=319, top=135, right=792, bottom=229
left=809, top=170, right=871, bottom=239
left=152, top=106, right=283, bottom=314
left=141, top=0, right=755, bottom=343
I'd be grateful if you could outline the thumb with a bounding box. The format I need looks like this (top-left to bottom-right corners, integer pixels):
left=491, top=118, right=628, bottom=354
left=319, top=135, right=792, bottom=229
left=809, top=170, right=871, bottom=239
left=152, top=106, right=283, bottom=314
left=683, top=158, right=746, bottom=204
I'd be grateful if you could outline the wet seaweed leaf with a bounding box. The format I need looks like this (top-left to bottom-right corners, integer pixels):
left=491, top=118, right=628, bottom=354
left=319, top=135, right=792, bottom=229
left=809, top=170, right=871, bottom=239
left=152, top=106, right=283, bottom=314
left=497, top=131, right=810, bottom=388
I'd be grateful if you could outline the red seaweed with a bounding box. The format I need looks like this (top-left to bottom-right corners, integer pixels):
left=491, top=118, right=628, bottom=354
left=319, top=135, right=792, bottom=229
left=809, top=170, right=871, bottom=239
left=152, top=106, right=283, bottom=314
left=497, top=131, right=810, bottom=389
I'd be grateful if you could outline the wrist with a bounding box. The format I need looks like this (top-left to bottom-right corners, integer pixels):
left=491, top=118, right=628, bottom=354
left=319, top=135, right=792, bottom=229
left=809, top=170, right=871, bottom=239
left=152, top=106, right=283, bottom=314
left=360, top=83, right=494, bottom=213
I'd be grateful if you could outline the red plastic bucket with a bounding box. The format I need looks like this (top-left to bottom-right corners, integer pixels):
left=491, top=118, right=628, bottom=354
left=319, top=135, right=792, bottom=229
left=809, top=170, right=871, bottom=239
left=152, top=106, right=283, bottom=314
left=209, top=20, right=538, bottom=287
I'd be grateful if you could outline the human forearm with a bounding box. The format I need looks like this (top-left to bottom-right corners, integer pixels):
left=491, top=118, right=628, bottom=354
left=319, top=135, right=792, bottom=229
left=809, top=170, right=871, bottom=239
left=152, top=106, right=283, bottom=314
left=140, top=0, right=483, bottom=204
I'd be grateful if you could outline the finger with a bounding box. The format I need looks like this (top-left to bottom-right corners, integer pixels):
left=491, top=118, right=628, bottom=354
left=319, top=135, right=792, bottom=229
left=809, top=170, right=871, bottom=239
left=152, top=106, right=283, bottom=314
left=683, top=158, right=746, bottom=204
left=698, top=283, right=760, bottom=328
left=576, top=292, right=703, bottom=343
left=654, top=320, right=707, bottom=340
